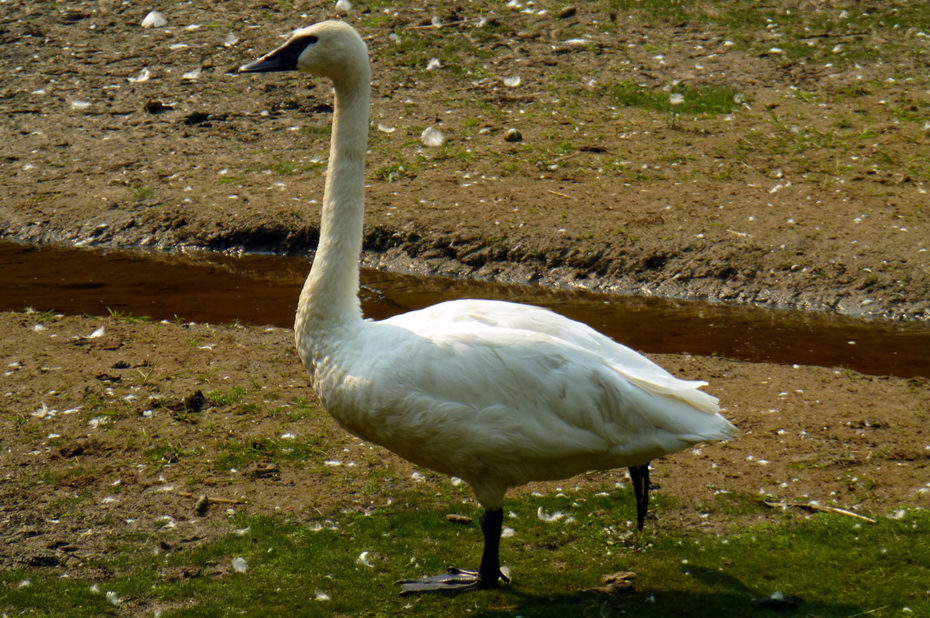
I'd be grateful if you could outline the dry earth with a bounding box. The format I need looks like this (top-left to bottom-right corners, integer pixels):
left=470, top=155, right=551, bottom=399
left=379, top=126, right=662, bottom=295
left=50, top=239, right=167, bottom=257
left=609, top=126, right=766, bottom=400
left=0, top=0, right=928, bottom=597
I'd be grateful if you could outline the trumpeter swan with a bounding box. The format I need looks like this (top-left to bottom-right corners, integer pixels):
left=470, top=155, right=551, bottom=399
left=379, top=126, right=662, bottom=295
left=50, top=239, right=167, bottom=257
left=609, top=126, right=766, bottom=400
left=240, top=20, right=735, bottom=594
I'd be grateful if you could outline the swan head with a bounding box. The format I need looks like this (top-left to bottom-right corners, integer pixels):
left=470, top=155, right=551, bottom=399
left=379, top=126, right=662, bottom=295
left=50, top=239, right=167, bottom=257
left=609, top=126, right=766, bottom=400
left=239, top=20, right=368, bottom=83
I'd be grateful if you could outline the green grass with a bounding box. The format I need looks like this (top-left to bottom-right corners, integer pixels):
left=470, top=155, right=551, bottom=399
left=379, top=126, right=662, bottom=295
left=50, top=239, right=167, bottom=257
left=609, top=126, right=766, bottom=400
left=262, top=159, right=326, bottom=175
left=129, top=185, right=155, bottom=203
left=216, top=435, right=326, bottom=471
left=612, top=82, right=744, bottom=116
left=106, top=307, right=150, bottom=323
left=2, top=489, right=927, bottom=616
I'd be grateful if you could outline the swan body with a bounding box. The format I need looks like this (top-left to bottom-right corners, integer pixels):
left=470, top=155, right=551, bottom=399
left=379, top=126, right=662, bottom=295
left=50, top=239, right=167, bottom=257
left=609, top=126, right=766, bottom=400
left=241, top=21, right=735, bottom=593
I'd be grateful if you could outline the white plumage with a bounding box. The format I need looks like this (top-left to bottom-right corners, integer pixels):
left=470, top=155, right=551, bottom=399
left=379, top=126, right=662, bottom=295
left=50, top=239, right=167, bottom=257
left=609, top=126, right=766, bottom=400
left=241, top=20, right=735, bottom=593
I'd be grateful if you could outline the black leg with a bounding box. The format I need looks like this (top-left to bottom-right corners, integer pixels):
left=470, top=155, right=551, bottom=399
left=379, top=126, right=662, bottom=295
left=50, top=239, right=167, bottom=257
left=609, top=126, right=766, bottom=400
left=628, top=463, right=650, bottom=531
left=398, top=508, right=509, bottom=595
left=478, top=508, right=507, bottom=588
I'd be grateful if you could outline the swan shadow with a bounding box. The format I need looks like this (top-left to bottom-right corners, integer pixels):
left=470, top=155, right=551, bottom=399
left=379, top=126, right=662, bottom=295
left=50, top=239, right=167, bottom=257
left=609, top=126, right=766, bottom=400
left=467, top=570, right=862, bottom=617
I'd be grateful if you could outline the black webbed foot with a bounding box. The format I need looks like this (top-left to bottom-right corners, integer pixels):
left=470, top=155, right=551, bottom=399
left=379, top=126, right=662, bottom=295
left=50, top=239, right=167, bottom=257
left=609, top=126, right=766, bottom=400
left=398, top=567, right=509, bottom=595
left=398, top=508, right=509, bottom=595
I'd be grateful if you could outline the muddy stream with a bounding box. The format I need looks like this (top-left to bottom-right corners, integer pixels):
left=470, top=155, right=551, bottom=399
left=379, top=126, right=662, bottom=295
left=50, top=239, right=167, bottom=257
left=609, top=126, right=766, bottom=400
left=2, top=240, right=927, bottom=378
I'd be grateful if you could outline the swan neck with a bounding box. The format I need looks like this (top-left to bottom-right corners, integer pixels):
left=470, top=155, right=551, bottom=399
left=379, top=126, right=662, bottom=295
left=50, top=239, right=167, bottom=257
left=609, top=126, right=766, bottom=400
left=296, top=69, right=370, bottom=344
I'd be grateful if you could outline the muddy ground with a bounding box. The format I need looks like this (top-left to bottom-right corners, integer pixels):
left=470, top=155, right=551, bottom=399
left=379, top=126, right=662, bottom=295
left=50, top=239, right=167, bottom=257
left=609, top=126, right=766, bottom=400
left=0, top=0, right=928, bottom=595
left=1, top=0, right=928, bottom=319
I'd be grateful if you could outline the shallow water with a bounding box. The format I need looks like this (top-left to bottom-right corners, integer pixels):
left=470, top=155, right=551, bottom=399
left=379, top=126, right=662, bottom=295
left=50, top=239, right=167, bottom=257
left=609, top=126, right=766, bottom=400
left=2, top=240, right=928, bottom=378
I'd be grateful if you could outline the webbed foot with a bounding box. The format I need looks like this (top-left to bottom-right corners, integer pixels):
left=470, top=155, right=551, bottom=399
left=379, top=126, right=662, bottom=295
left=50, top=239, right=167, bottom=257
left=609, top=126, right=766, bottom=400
left=398, top=508, right=509, bottom=595
left=398, top=567, right=508, bottom=595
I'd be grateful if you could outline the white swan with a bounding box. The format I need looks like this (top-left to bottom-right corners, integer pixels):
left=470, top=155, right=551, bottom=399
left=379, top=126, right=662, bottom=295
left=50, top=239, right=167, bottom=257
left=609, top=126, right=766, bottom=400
left=240, top=21, right=735, bottom=594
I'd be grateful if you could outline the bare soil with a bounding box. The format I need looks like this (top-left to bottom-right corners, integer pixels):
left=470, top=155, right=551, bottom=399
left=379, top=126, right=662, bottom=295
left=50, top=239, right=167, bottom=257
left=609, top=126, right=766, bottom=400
left=0, top=0, right=928, bottom=587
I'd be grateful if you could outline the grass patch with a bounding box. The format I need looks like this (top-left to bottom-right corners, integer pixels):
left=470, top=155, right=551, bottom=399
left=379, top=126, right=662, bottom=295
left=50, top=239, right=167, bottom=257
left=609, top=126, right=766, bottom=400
left=106, top=307, right=150, bottom=323
left=206, top=386, right=246, bottom=407
left=216, top=435, right=326, bottom=470
left=612, top=81, right=743, bottom=116
left=2, top=489, right=926, bottom=616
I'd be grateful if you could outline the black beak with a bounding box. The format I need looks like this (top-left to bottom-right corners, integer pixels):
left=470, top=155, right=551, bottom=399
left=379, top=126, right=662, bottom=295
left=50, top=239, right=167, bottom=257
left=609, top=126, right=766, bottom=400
left=239, top=34, right=317, bottom=73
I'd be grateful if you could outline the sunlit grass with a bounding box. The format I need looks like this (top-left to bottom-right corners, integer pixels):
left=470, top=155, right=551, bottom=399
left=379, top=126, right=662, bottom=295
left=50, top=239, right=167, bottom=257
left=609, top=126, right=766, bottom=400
left=2, top=490, right=927, bottom=617
left=612, top=82, right=744, bottom=116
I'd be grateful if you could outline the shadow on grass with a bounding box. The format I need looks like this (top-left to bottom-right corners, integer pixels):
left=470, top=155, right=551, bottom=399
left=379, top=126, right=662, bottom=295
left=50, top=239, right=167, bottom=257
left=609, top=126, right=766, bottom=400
left=473, top=569, right=862, bottom=618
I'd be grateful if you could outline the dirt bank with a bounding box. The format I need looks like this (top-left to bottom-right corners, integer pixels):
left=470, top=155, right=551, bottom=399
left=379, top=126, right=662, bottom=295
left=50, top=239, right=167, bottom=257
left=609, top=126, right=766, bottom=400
left=1, top=1, right=928, bottom=319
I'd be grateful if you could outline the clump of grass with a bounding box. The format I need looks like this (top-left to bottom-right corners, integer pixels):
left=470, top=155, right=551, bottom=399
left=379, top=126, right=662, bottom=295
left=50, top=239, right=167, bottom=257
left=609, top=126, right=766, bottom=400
left=216, top=435, right=326, bottom=470
left=373, top=160, right=417, bottom=182
left=129, top=185, right=155, bottom=202
left=612, top=81, right=744, bottom=116
left=206, top=386, right=246, bottom=407
left=261, top=158, right=326, bottom=175
left=106, top=307, right=150, bottom=323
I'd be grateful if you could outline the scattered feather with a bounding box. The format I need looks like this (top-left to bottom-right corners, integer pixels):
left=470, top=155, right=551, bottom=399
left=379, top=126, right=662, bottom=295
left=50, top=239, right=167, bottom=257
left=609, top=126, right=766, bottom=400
left=356, top=551, right=374, bottom=567
left=315, top=590, right=331, bottom=601
left=105, top=590, right=122, bottom=606
left=141, top=11, right=167, bottom=28
left=426, top=58, right=441, bottom=71
left=669, top=92, right=685, bottom=105
left=335, top=0, right=352, bottom=12
left=88, top=326, right=105, bottom=339
left=232, top=556, right=249, bottom=573
left=537, top=507, right=567, bottom=523
left=503, top=75, right=521, bottom=88
left=420, top=126, right=445, bottom=147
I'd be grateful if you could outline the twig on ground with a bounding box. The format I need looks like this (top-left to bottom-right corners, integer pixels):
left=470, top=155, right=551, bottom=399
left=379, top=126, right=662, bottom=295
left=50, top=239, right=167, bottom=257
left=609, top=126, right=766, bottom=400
left=761, top=500, right=877, bottom=523
left=177, top=491, right=244, bottom=505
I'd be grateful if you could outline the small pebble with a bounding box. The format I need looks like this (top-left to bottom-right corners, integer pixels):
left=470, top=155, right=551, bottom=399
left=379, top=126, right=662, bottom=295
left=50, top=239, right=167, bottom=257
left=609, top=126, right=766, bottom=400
left=195, top=494, right=209, bottom=516
left=504, top=128, right=523, bottom=142
left=445, top=513, right=473, bottom=525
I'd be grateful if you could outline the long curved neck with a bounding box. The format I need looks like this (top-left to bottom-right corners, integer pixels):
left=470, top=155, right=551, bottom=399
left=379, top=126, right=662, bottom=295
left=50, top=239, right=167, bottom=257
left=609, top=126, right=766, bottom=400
left=295, top=68, right=370, bottom=351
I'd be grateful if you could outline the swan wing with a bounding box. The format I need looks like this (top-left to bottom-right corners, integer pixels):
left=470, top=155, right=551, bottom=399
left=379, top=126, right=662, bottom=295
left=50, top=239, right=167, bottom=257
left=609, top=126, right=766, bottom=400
left=385, top=299, right=720, bottom=415
left=333, top=312, right=733, bottom=482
